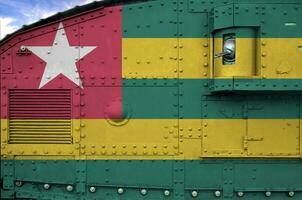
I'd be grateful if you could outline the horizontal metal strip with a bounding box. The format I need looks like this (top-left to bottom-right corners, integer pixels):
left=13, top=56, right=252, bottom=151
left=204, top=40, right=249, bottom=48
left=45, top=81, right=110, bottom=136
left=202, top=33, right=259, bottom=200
left=10, top=105, right=71, bottom=108
left=9, top=117, right=72, bottom=119
left=9, top=141, right=71, bottom=144
left=9, top=120, right=71, bottom=123
left=9, top=130, right=71, bottom=133
left=9, top=125, right=71, bottom=128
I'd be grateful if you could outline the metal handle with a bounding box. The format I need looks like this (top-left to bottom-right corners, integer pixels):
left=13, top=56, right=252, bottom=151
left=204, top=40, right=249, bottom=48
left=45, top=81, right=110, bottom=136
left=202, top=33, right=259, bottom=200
left=214, top=51, right=231, bottom=58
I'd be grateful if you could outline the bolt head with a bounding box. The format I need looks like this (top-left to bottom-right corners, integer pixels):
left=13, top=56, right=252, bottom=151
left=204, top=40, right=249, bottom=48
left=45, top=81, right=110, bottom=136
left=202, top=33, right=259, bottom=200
left=164, top=190, right=170, bottom=196
left=89, top=186, right=96, bottom=193
left=117, top=188, right=124, bottom=194
left=20, top=46, right=26, bottom=51
left=265, top=191, right=271, bottom=197
left=43, top=183, right=50, bottom=190
left=191, top=190, right=198, bottom=197
left=140, top=189, right=147, bottom=195
left=214, top=190, right=221, bottom=197
left=288, top=191, right=295, bottom=197
left=15, top=181, right=23, bottom=187
left=66, top=185, right=73, bottom=192
left=237, top=191, right=244, bottom=197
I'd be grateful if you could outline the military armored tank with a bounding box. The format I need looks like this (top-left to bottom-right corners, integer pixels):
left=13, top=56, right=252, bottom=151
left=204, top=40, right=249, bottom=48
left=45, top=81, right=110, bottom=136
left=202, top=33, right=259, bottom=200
left=1, top=0, right=302, bottom=199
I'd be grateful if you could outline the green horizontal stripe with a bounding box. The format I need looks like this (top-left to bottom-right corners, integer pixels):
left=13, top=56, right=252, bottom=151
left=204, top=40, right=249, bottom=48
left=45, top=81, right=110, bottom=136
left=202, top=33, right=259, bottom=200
left=2, top=159, right=302, bottom=199
left=122, top=0, right=302, bottom=38
left=122, top=79, right=302, bottom=119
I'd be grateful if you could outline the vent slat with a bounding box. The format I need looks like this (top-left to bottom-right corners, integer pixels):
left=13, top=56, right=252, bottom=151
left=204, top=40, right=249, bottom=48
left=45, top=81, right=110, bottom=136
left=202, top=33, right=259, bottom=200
left=8, top=89, right=72, bottom=144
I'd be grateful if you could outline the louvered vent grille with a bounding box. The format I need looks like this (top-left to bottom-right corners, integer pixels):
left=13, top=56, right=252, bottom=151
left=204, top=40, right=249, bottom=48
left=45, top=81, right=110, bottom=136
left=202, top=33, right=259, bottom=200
left=8, top=89, right=72, bottom=144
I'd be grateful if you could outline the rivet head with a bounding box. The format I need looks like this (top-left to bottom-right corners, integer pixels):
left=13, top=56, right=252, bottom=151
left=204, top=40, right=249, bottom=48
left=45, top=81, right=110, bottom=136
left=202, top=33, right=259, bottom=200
left=66, top=185, right=73, bottom=192
left=89, top=186, right=96, bottom=193
left=237, top=191, right=244, bottom=197
left=43, top=183, right=50, bottom=190
left=20, top=45, right=26, bottom=51
left=265, top=191, right=271, bottom=197
left=214, top=190, right=221, bottom=197
left=140, top=189, right=147, bottom=195
left=164, top=190, right=170, bottom=196
left=117, top=188, right=124, bottom=194
left=15, top=180, right=23, bottom=187
left=191, top=190, right=198, bottom=197
left=288, top=191, right=295, bottom=197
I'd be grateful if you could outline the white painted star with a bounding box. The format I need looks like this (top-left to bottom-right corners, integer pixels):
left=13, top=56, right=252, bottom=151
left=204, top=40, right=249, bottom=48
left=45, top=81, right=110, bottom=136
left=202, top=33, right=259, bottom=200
left=27, top=22, right=96, bottom=88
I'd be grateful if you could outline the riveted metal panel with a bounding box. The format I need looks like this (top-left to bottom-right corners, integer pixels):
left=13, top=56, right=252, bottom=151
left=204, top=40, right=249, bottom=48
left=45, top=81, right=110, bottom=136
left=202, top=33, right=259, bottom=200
left=260, top=38, right=302, bottom=79
left=179, top=76, right=202, bottom=143
left=259, top=4, right=302, bottom=38
left=201, top=100, right=246, bottom=156
left=1, top=159, right=302, bottom=199
left=247, top=99, right=300, bottom=156
left=233, top=4, right=261, bottom=27
left=185, top=161, right=223, bottom=189
left=0, top=49, right=13, bottom=74
left=173, top=160, right=185, bottom=200
left=180, top=3, right=209, bottom=38
left=122, top=0, right=178, bottom=38
left=80, top=85, right=179, bottom=157
left=213, top=4, right=234, bottom=30
left=87, top=160, right=173, bottom=187
left=211, top=78, right=302, bottom=92
left=122, top=39, right=178, bottom=79
left=188, top=0, right=233, bottom=13
left=301, top=100, right=302, bottom=157
left=79, top=6, right=122, bottom=87
left=14, top=160, right=76, bottom=184
left=234, top=160, right=302, bottom=191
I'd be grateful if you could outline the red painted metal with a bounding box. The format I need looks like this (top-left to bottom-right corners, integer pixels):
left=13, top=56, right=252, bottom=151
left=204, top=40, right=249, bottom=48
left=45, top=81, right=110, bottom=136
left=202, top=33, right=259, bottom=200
left=0, top=6, right=122, bottom=119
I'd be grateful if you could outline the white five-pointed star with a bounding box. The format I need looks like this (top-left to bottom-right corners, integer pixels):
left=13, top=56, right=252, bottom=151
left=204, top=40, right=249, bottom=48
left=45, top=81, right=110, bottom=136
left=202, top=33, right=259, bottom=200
left=27, top=22, right=96, bottom=88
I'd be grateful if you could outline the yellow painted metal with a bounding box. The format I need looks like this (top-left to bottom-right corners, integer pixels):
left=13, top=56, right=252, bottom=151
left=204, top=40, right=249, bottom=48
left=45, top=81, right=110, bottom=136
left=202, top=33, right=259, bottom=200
left=247, top=119, right=300, bottom=156
left=300, top=117, right=302, bottom=156
left=179, top=119, right=202, bottom=139
left=123, top=38, right=302, bottom=79
left=1, top=119, right=301, bottom=159
left=0, top=119, right=80, bottom=157
left=80, top=119, right=178, bottom=157
left=202, top=119, right=247, bottom=157
left=122, top=38, right=178, bottom=78
left=213, top=38, right=302, bottom=78
left=122, top=38, right=210, bottom=79
left=261, top=38, right=302, bottom=78
left=179, top=38, right=210, bottom=78
left=202, top=119, right=301, bottom=158
left=179, top=138, right=202, bottom=159
left=213, top=38, right=257, bottom=77
left=8, top=119, right=72, bottom=144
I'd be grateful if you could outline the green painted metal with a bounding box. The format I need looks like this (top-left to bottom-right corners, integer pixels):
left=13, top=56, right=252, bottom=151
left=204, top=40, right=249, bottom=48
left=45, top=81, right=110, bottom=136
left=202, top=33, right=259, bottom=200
left=213, top=27, right=258, bottom=38
left=178, top=4, right=209, bottom=38
left=121, top=79, right=302, bottom=119
left=1, top=160, right=302, bottom=199
left=211, top=78, right=302, bottom=91
left=122, top=0, right=302, bottom=38
left=122, top=0, right=178, bottom=38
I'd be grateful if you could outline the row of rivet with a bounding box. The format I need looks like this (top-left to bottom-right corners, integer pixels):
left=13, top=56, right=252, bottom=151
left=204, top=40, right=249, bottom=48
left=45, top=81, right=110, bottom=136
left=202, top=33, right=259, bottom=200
left=15, top=181, right=171, bottom=196
left=14, top=181, right=297, bottom=198
left=191, top=190, right=296, bottom=198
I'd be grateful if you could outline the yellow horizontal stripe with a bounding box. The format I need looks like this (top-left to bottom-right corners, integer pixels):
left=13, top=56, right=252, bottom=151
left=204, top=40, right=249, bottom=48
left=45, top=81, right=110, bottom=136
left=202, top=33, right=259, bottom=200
left=122, top=38, right=302, bottom=79
left=122, top=38, right=179, bottom=79
left=1, top=119, right=301, bottom=159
